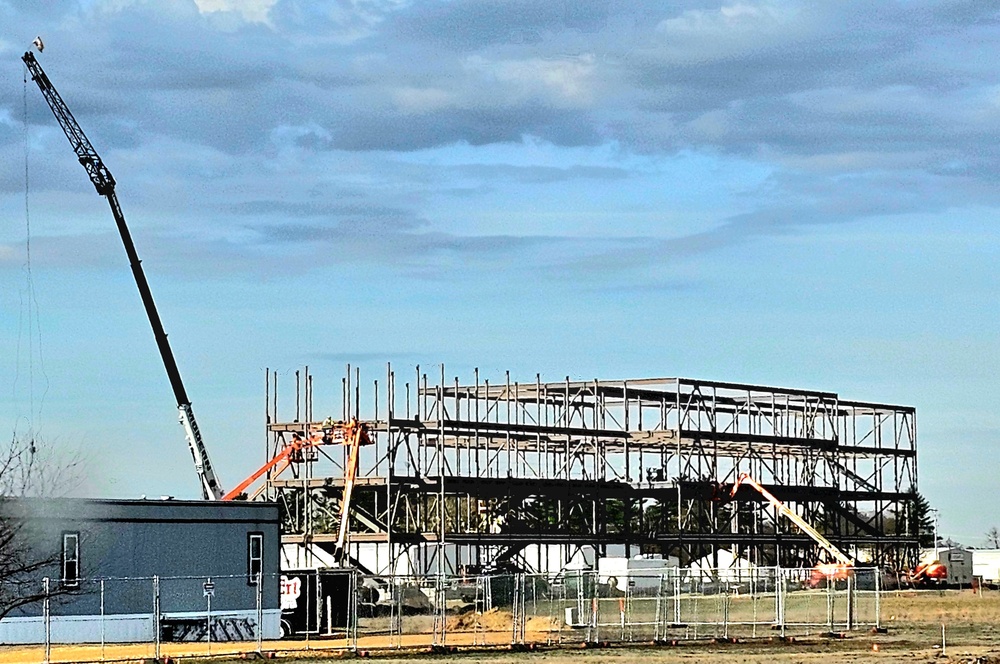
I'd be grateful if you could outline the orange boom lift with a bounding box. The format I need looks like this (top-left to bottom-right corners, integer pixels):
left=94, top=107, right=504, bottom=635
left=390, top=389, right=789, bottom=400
left=729, top=472, right=855, bottom=584
left=223, top=420, right=372, bottom=555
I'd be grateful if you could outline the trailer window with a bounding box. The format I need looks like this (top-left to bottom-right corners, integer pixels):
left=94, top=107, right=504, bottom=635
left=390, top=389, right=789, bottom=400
left=248, top=532, right=263, bottom=584
left=62, top=532, right=80, bottom=588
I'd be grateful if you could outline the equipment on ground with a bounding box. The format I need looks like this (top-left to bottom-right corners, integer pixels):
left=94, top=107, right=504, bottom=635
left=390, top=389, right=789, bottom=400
left=909, top=560, right=947, bottom=587
left=729, top=472, right=855, bottom=583
left=21, top=51, right=224, bottom=500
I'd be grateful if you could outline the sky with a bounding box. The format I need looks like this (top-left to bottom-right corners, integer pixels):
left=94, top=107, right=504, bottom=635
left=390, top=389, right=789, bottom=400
left=0, top=0, right=998, bottom=545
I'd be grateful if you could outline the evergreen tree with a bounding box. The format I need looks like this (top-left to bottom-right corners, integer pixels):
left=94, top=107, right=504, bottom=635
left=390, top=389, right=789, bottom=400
left=906, top=487, right=936, bottom=548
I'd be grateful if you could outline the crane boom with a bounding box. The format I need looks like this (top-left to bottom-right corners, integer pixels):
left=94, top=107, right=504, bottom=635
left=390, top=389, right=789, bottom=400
left=22, top=51, right=224, bottom=500
left=730, top=473, right=854, bottom=567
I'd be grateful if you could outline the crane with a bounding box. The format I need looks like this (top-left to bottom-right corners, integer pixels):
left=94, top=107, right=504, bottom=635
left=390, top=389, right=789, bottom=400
left=21, top=51, right=224, bottom=500
left=729, top=472, right=854, bottom=578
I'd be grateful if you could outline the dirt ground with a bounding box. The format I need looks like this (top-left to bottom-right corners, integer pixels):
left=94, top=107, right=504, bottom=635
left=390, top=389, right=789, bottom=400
left=4, top=590, right=1000, bottom=663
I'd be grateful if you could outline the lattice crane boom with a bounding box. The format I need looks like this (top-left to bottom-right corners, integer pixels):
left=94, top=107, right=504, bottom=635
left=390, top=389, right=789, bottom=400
left=22, top=51, right=224, bottom=500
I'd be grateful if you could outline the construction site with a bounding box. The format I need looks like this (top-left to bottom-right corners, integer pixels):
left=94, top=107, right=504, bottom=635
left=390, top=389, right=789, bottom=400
left=6, top=33, right=986, bottom=664
left=262, top=366, right=920, bottom=579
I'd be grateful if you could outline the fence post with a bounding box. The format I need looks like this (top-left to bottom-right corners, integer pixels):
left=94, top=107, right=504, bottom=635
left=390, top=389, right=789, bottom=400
left=520, top=573, right=527, bottom=644
left=510, top=574, right=519, bottom=645
left=826, top=575, right=834, bottom=633
left=206, top=576, right=212, bottom=655
left=256, top=572, right=263, bottom=654
left=874, top=568, right=882, bottom=630
left=100, top=579, right=105, bottom=662
left=43, top=577, right=50, bottom=664
left=433, top=574, right=445, bottom=647
left=153, top=576, right=161, bottom=661
left=524, top=573, right=531, bottom=646
left=349, top=572, right=358, bottom=652
left=619, top=580, right=627, bottom=642
left=778, top=567, right=786, bottom=638
left=846, top=571, right=855, bottom=631
left=674, top=572, right=681, bottom=626
left=723, top=587, right=730, bottom=639
left=395, top=579, right=403, bottom=649
left=591, top=570, right=599, bottom=643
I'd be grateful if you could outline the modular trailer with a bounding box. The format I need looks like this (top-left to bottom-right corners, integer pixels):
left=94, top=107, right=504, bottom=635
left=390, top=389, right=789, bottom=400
left=0, top=498, right=281, bottom=644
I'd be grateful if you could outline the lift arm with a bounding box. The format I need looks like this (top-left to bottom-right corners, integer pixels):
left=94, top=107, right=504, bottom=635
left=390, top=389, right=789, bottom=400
left=730, top=472, right=854, bottom=566
left=22, top=51, right=223, bottom=500
left=222, top=420, right=372, bottom=505
left=335, top=420, right=370, bottom=556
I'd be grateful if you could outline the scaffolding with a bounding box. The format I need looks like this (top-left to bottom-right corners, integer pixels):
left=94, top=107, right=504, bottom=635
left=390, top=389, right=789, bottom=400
left=261, top=366, right=919, bottom=577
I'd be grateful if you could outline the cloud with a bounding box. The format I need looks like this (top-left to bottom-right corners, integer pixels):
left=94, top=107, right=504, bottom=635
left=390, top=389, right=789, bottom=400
left=445, top=163, right=630, bottom=184
left=6, top=0, right=1000, bottom=276
left=193, top=0, right=277, bottom=25
left=463, top=54, right=597, bottom=106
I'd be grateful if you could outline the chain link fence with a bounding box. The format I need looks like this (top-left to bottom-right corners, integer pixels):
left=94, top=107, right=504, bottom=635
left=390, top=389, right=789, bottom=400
left=0, top=573, right=274, bottom=663
left=0, top=566, right=882, bottom=662
left=351, top=566, right=883, bottom=650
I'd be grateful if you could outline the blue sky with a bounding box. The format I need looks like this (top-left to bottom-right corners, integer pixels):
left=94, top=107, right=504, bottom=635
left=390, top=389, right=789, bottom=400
left=1, top=0, right=999, bottom=545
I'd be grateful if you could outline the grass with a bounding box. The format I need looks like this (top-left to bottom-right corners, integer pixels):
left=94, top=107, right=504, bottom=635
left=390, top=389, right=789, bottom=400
left=6, top=589, right=1000, bottom=663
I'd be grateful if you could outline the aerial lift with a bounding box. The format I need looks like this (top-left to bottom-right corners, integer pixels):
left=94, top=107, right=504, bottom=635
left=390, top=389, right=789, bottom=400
left=222, top=419, right=373, bottom=559
left=221, top=419, right=371, bottom=507
left=728, top=472, right=855, bottom=584
left=21, top=51, right=223, bottom=500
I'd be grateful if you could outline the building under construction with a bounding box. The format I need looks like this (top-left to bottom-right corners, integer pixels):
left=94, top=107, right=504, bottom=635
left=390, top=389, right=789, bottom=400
left=259, top=366, right=919, bottom=577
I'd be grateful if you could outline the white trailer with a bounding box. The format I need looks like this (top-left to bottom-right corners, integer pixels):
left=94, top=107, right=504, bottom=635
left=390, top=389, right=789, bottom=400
left=972, top=549, right=1000, bottom=586
left=598, top=556, right=680, bottom=592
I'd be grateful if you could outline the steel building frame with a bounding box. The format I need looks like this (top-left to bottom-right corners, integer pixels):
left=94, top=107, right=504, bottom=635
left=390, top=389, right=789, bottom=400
left=262, top=366, right=919, bottom=576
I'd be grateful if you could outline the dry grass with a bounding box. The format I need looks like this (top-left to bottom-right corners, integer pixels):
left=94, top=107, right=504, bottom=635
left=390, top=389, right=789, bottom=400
left=881, top=588, right=1000, bottom=623
left=6, top=590, right=1000, bottom=663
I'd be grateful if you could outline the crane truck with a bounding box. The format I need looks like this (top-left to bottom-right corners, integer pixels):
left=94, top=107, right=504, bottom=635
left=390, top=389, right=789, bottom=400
left=21, top=51, right=224, bottom=500
left=22, top=52, right=377, bottom=553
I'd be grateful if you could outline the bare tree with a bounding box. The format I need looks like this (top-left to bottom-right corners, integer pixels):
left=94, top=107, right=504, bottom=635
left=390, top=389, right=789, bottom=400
left=986, top=527, right=1000, bottom=549
left=0, top=434, right=84, bottom=621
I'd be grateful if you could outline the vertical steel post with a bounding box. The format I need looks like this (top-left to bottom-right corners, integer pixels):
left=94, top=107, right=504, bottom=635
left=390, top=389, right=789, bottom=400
left=654, top=574, right=663, bottom=642
left=875, top=568, right=882, bottom=630
left=43, top=577, right=50, bottom=664
left=154, top=576, right=161, bottom=661
left=265, top=368, right=270, bottom=479
left=510, top=573, right=518, bottom=645
left=349, top=571, right=358, bottom=652
left=256, top=572, right=263, bottom=654
left=674, top=573, right=681, bottom=626
left=592, top=570, right=599, bottom=643
left=620, top=578, right=627, bottom=641
left=100, top=579, right=105, bottom=662
left=206, top=576, right=212, bottom=655
left=847, top=571, right=855, bottom=631
left=826, top=575, right=834, bottom=633
left=778, top=567, right=786, bottom=638
left=723, top=587, right=730, bottom=639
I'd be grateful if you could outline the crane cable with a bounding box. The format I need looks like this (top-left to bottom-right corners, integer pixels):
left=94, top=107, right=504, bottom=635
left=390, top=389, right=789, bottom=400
left=14, top=63, right=49, bottom=447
